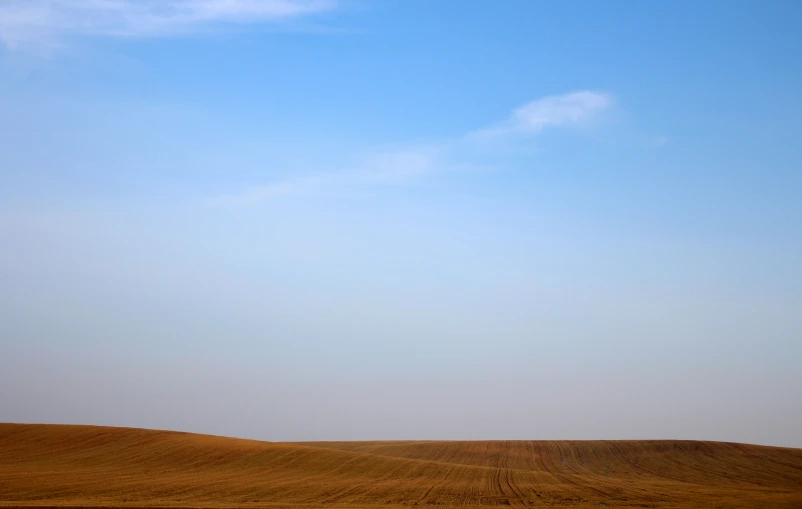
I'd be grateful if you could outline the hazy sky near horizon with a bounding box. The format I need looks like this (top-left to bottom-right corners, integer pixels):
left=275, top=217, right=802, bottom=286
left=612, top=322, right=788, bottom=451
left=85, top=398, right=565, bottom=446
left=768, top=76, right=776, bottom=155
left=1, top=1, right=801, bottom=448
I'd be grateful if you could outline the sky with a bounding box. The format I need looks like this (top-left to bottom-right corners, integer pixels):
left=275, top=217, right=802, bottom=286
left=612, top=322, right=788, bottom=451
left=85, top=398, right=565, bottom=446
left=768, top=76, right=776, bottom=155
left=0, top=0, right=801, bottom=448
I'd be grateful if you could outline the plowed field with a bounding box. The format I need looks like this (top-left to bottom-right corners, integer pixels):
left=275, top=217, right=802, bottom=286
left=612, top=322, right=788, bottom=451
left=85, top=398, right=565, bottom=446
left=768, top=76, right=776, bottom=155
left=1, top=424, right=800, bottom=509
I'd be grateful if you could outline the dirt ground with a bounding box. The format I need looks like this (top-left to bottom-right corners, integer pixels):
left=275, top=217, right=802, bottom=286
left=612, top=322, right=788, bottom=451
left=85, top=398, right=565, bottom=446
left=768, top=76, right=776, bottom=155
left=1, top=424, right=800, bottom=509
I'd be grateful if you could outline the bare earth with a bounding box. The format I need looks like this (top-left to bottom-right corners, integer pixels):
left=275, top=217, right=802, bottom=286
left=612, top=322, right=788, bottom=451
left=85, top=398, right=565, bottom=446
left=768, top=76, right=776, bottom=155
left=0, top=424, right=800, bottom=509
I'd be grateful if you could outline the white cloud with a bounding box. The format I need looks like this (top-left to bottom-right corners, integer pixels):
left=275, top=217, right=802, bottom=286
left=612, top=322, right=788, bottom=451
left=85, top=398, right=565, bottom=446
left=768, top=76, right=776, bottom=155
left=211, top=148, right=442, bottom=205
left=475, top=91, right=612, bottom=138
left=214, top=91, right=614, bottom=204
left=0, top=0, right=336, bottom=48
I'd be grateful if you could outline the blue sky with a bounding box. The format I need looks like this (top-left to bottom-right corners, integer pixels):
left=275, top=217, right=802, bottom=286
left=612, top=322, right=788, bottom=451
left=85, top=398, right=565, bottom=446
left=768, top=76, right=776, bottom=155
left=1, top=0, right=801, bottom=447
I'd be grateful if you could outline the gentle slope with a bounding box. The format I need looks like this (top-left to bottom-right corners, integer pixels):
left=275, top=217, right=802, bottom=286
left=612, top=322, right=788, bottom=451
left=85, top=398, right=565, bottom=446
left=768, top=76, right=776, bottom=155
left=1, top=424, right=800, bottom=509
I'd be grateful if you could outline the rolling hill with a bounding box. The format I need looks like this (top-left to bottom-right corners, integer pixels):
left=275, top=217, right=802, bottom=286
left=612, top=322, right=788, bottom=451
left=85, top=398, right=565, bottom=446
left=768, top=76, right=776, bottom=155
left=0, top=424, right=800, bottom=509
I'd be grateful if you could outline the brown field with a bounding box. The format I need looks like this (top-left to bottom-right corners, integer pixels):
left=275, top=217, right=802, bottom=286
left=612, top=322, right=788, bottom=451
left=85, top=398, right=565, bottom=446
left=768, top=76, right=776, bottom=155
left=1, top=424, right=800, bottom=509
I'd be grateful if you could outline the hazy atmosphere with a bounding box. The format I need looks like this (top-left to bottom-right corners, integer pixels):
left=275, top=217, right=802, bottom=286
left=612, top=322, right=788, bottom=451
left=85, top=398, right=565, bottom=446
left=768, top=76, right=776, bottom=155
left=1, top=1, right=800, bottom=448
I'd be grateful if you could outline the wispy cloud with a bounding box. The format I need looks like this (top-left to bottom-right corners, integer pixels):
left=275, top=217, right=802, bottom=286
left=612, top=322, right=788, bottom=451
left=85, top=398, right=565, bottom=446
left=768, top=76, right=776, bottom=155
left=214, top=91, right=614, bottom=204
left=474, top=91, right=612, bottom=138
left=212, top=147, right=445, bottom=205
left=0, top=0, right=336, bottom=48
